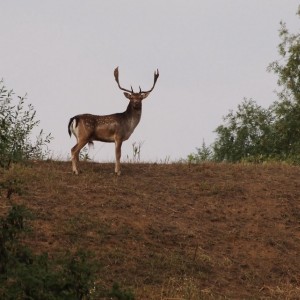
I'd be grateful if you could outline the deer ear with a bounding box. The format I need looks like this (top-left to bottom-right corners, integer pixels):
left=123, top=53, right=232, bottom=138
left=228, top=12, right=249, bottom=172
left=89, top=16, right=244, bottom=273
left=123, top=92, right=131, bottom=99
left=141, top=92, right=150, bottom=100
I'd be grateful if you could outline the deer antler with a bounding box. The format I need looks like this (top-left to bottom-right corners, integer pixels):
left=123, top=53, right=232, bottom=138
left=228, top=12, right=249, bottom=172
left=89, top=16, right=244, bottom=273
left=114, top=67, right=159, bottom=94
left=114, top=67, right=133, bottom=93
left=140, top=69, right=159, bottom=94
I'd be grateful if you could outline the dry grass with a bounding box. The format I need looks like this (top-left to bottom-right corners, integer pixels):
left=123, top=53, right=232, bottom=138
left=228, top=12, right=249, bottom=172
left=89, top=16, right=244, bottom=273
left=1, top=161, right=300, bottom=299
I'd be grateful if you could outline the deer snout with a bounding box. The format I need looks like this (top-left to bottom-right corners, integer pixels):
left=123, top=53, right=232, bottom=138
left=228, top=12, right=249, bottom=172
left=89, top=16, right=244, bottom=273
left=132, top=100, right=142, bottom=109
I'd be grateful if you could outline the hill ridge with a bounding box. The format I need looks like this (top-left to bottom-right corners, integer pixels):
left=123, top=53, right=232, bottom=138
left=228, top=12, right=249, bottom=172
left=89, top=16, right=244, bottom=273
left=3, top=161, right=300, bottom=299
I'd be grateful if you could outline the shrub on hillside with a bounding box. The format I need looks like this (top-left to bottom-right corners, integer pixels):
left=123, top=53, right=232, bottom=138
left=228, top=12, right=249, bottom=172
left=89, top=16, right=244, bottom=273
left=0, top=80, right=52, bottom=169
left=0, top=184, right=135, bottom=299
left=0, top=205, right=98, bottom=299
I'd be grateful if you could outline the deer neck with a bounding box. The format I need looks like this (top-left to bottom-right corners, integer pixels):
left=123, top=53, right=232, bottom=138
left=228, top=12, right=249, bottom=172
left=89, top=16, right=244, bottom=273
left=124, top=102, right=142, bottom=130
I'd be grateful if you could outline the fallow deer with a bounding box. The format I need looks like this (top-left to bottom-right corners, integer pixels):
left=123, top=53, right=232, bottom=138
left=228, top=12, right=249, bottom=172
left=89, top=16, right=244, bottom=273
left=68, top=67, right=159, bottom=175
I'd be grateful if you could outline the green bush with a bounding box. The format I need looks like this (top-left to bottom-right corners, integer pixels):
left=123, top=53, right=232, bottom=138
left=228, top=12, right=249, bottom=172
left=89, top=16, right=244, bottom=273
left=0, top=205, right=97, bottom=300
left=0, top=80, right=52, bottom=169
left=108, top=283, right=135, bottom=300
left=0, top=200, right=135, bottom=299
left=187, top=141, right=213, bottom=163
left=212, top=98, right=275, bottom=162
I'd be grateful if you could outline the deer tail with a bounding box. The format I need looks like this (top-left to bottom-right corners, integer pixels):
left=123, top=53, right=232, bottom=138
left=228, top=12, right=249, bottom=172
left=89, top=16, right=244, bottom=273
left=68, top=116, right=78, bottom=137
left=88, top=141, right=94, bottom=149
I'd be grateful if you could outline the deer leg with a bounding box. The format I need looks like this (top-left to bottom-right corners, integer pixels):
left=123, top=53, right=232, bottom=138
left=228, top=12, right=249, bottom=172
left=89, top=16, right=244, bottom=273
left=71, top=139, right=88, bottom=175
left=115, top=140, right=123, bottom=176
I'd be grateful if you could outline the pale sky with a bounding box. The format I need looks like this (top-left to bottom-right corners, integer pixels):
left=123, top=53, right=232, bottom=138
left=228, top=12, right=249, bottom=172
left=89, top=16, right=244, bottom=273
left=1, top=1, right=299, bottom=162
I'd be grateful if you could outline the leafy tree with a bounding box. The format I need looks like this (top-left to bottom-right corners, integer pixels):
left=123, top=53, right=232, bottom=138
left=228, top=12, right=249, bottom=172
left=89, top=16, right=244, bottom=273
left=212, top=99, right=275, bottom=162
left=0, top=80, right=52, bottom=169
left=190, top=7, right=300, bottom=163
left=267, top=7, right=300, bottom=161
left=268, top=12, right=300, bottom=103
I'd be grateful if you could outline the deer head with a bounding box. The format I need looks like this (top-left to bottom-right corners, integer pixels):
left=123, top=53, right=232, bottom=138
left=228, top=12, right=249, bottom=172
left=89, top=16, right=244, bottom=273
left=114, top=67, right=159, bottom=109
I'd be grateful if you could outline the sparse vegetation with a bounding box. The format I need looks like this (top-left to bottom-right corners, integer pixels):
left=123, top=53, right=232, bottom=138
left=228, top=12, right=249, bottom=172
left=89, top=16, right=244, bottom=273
left=187, top=140, right=213, bottom=163
left=125, top=141, right=145, bottom=163
left=0, top=161, right=298, bottom=299
left=79, top=146, right=92, bottom=161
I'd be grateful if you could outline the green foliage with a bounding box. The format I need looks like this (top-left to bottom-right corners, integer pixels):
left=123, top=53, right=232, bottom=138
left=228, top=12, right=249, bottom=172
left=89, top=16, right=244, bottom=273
left=187, top=140, right=213, bottom=163
left=0, top=205, right=33, bottom=282
left=190, top=7, right=300, bottom=164
left=108, top=283, right=134, bottom=300
left=267, top=9, right=300, bottom=160
left=213, top=99, right=275, bottom=162
left=108, top=283, right=135, bottom=300
left=0, top=205, right=98, bottom=300
left=0, top=80, right=52, bottom=169
left=61, top=250, right=97, bottom=300
left=268, top=11, right=300, bottom=103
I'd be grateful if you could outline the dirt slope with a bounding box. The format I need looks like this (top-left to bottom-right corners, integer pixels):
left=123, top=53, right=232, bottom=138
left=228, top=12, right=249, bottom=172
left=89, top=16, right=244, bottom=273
left=3, top=161, right=300, bottom=299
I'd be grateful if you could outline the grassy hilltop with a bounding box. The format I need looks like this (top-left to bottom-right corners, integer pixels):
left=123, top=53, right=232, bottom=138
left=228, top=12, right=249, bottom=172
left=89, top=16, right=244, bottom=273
left=1, top=161, right=300, bottom=299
